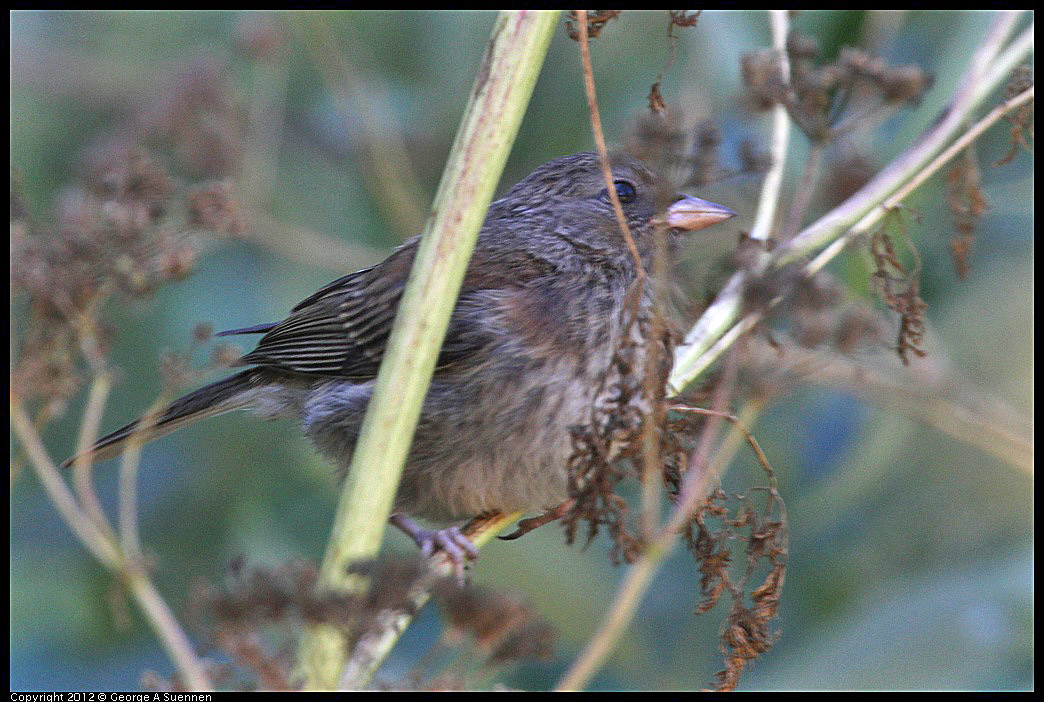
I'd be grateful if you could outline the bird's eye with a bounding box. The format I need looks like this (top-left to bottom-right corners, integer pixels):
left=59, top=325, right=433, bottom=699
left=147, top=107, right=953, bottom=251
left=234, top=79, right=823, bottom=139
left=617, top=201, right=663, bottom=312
left=601, top=180, right=638, bottom=204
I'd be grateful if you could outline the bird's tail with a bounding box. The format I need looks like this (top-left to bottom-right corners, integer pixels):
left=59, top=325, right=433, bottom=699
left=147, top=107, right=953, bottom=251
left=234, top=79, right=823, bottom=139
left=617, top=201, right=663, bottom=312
left=61, top=369, right=264, bottom=468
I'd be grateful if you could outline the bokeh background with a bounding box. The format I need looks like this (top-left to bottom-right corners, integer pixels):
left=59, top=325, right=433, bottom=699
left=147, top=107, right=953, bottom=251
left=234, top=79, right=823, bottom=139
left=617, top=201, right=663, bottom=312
left=11, top=10, right=1033, bottom=691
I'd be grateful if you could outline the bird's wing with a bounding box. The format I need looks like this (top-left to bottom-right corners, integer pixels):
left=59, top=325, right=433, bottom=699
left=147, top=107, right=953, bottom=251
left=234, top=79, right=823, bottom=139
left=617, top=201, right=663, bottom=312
left=232, top=239, right=555, bottom=379
left=234, top=245, right=416, bottom=378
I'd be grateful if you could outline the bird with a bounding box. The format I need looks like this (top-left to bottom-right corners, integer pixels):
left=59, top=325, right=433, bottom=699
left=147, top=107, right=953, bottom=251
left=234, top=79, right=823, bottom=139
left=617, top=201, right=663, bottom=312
left=64, top=151, right=735, bottom=566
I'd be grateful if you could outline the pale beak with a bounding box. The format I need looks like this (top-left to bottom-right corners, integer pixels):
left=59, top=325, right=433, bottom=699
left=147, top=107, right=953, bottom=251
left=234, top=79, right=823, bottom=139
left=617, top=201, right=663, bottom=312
left=666, top=194, right=736, bottom=232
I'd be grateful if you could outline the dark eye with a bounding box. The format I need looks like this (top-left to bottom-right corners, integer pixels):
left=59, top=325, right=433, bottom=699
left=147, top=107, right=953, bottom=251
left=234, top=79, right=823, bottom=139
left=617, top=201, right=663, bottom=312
left=601, top=180, right=637, bottom=204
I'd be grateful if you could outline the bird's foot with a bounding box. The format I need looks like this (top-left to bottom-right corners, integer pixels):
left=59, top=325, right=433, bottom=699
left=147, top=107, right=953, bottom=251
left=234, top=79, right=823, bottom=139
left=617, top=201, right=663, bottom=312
left=390, top=514, right=478, bottom=583
left=499, top=498, right=576, bottom=540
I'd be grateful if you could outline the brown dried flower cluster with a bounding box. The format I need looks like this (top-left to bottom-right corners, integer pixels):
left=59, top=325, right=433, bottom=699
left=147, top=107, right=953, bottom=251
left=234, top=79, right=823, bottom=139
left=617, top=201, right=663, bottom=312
left=178, top=557, right=553, bottom=691
left=12, top=152, right=176, bottom=410
left=131, top=59, right=246, bottom=178
left=688, top=484, right=787, bottom=692
left=432, top=581, right=555, bottom=668
left=625, top=112, right=770, bottom=194
left=824, top=149, right=876, bottom=207
left=565, top=10, right=622, bottom=41
left=790, top=273, right=884, bottom=354
left=11, top=146, right=247, bottom=416
left=994, top=63, right=1034, bottom=167
left=185, top=559, right=426, bottom=690
left=742, top=33, right=933, bottom=142
left=12, top=54, right=252, bottom=420
left=946, top=147, right=988, bottom=279
left=870, top=220, right=928, bottom=365
left=187, top=179, right=248, bottom=238
left=737, top=247, right=887, bottom=372
left=562, top=282, right=677, bottom=565
left=559, top=247, right=792, bottom=694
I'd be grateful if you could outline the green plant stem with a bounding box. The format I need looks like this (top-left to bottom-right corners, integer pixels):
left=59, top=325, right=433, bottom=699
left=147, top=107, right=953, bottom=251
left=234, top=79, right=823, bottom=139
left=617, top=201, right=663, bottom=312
left=295, top=10, right=560, bottom=691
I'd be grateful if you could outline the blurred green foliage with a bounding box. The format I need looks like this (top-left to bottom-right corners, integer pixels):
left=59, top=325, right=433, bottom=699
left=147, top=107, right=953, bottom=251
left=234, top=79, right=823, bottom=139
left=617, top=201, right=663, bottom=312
left=11, top=10, right=1033, bottom=691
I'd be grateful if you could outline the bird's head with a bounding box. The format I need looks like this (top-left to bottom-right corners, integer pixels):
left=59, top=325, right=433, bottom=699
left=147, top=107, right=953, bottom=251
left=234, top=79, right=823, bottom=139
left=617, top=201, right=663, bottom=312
left=493, top=151, right=735, bottom=267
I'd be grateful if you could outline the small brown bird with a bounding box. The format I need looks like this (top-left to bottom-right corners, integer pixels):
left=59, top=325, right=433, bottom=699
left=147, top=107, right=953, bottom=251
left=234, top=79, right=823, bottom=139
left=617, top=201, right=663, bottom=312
left=66, top=152, right=735, bottom=563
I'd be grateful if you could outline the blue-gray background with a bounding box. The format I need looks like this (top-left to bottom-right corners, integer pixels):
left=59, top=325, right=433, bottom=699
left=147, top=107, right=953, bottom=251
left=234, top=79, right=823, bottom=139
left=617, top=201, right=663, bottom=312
left=11, top=10, right=1033, bottom=691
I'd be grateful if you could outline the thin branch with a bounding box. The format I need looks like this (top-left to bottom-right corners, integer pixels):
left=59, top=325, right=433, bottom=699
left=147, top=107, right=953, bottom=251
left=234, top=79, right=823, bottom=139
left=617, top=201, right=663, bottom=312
left=806, top=83, right=1033, bottom=276
left=670, top=405, right=775, bottom=486
left=883, top=85, right=1032, bottom=211
left=749, top=10, right=792, bottom=242
left=11, top=396, right=213, bottom=690
left=665, top=349, right=743, bottom=537
left=125, top=569, right=214, bottom=691
left=69, top=306, right=118, bottom=540
left=686, top=396, right=773, bottom=482
left=71, top=372, right=117, bottom=541
left=956, top=10, right=1024, bottom=100
left=778, top=142, right=823, bottom=242
left=118, top=447, right=143, bottom=557
left=556, top=550, right=662, bottom=692
left=118, top=393, right=173, bottom=557
left=575, top=10, right=644, bottom=275
left=9, top=403, right=61, bottom=488
left=11, top=397, right=122, bottom=568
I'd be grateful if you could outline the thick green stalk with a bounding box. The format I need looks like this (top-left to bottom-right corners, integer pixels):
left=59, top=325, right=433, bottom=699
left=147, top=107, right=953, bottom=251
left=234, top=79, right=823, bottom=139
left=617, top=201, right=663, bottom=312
left=297, top=10, right=560, bottom=690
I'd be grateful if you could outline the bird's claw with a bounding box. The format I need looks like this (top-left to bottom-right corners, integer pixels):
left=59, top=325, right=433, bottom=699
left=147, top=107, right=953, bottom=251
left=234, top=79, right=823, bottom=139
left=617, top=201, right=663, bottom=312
left=499, top=499, right=576, bottom=541
left=391, top=515, right=478, bottom=584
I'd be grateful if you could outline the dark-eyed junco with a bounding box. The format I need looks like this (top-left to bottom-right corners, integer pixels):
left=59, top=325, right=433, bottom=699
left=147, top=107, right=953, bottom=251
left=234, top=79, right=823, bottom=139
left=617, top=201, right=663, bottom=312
left=65, top=152, right=735, bottom=563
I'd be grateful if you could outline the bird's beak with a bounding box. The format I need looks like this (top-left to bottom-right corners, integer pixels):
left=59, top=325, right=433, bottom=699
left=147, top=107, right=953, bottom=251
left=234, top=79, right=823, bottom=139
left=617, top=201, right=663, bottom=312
left=666, top=194, right=736, bottom=232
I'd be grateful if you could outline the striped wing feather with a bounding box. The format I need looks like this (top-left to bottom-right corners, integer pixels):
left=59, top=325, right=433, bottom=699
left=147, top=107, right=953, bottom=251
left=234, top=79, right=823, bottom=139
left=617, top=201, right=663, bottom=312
left=228, top=237, right=557, bottom=379
left=234, top=246, right=416, bottom=378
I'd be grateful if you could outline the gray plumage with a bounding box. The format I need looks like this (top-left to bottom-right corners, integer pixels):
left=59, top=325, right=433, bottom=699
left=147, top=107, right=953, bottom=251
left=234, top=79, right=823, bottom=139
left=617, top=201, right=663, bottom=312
left=67, top=152, right=735, bottom=524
